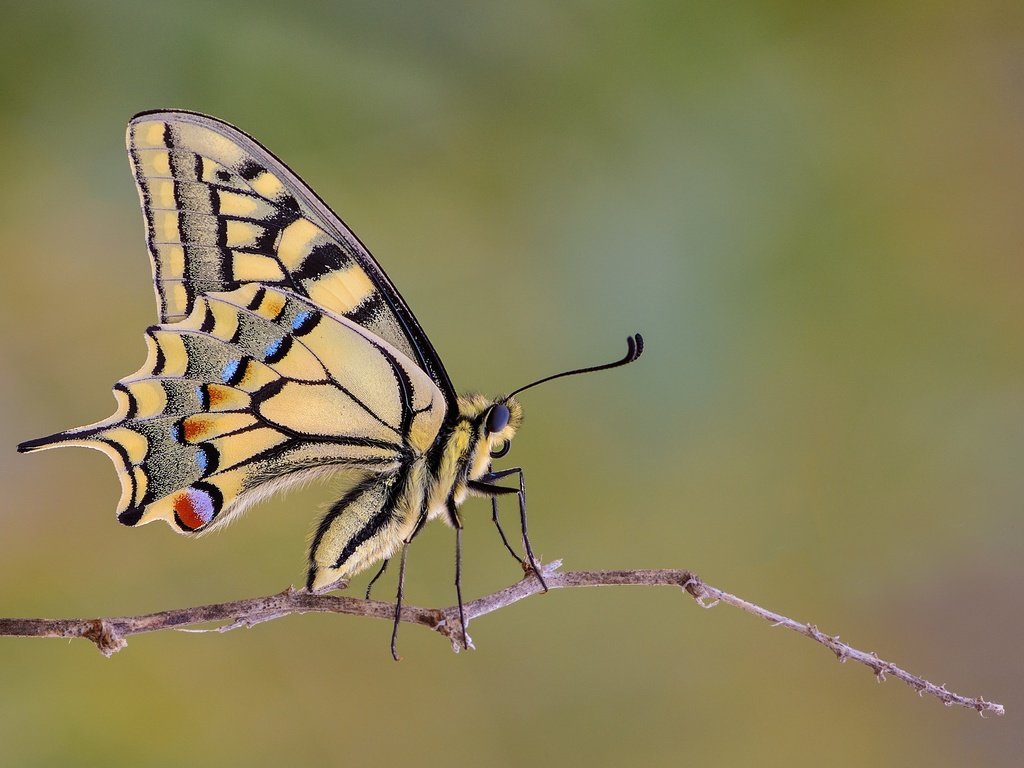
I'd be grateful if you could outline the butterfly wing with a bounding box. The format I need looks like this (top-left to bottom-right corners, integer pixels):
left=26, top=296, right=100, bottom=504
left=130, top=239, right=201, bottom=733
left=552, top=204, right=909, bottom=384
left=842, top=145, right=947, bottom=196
left=19, top=285, right=447, bottom=534
left=126, top=109, right=457, bottom=405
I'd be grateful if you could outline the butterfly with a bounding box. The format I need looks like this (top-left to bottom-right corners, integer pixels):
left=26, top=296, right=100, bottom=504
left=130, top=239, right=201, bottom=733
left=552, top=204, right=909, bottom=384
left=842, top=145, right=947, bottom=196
left=18, top=110, right=643, bottom=655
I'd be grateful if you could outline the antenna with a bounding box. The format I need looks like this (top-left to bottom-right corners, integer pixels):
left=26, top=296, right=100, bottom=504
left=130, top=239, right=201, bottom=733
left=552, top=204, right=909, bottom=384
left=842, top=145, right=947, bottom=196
left=507, top=333, right=645, bottom=399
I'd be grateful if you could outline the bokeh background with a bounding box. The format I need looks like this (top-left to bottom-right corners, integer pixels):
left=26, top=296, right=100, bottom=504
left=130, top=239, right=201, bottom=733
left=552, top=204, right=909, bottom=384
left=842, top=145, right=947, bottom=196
left=1, top=2, right=1021, bottom=766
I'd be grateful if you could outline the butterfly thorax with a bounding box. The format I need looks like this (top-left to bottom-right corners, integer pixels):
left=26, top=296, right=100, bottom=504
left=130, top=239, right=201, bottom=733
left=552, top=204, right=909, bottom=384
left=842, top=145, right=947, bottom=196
left=424, top=394, right=522, bottom=524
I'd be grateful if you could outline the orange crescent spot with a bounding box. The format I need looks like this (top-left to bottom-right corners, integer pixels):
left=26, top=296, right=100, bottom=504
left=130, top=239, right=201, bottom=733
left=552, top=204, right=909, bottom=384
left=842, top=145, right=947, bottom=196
left=182, top=416, right=211, bottom=442
left=256, top=292, right=286, bottom=320
left=207, top=385, right=230, bottom=408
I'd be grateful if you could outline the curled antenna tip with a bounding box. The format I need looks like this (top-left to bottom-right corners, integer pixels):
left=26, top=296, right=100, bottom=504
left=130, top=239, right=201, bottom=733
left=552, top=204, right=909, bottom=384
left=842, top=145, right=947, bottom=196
left=629, top=333, right=645, bottom=361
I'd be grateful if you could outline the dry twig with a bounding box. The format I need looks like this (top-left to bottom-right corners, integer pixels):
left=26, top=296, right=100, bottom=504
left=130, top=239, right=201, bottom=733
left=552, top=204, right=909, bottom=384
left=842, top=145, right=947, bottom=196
left=0, top=560, right=1003, bottom=716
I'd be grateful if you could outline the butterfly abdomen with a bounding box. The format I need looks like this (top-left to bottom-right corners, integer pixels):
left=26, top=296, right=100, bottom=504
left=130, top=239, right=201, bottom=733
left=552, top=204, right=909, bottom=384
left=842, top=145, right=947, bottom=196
left=306, top=461, right=432, bottom=592
left=305, top=414, right=504, bottom=591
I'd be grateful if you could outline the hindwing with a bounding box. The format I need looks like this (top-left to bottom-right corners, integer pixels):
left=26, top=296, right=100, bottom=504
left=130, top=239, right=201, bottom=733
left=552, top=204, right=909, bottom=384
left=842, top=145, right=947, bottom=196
left=19, top=286, right=447, bottom=534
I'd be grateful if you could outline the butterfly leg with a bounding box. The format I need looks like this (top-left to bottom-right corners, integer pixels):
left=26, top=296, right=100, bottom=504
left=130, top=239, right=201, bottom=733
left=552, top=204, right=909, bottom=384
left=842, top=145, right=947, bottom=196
left=469, top=468, right=548, bottom=592
left=365, top=559, right=390, bottom=600
left=490, top=496, right=524, bottom=563
left=391, top=544, right=410, bottom=661
left=454, top=520, right=470, bottom=650
left=391, top=508, right=430, bottom=661
left=446, top=498, right=470, bottom=649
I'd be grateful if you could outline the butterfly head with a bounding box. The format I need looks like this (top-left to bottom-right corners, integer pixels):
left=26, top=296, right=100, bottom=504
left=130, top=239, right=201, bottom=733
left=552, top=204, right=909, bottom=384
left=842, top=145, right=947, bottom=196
left=483, top=397, right=523, bottom=460
left=458, top=393, right=524, bottom=463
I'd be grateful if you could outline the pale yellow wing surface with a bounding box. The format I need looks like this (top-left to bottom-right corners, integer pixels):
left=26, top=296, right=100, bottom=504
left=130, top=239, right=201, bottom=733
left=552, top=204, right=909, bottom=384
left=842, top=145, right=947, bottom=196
left=127, top=110, right=456, bottom=402
left=19, top=285, right=447, bottom=534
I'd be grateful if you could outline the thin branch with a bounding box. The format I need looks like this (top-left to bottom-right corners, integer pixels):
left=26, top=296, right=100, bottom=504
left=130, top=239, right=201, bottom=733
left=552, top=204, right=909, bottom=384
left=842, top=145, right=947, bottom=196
left=0, top=560, right=1003, bottom=717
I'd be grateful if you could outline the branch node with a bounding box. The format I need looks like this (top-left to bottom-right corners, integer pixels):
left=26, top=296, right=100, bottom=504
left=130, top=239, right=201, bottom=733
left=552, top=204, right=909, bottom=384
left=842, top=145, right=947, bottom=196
left=452, top=630, right=475, bottom=653
left=425, top=609, right=446, bottom=632
left=84, top=619, right=127, bottom=657
left=680, top=572, right=703, bottom=598
left=433, top=610, right=474, bottom=653
left=687, top=574, right=716, bottom=609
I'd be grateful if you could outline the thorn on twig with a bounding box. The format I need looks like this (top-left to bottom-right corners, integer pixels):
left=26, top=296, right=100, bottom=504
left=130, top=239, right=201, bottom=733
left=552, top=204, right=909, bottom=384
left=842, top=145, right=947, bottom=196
left=307, top=576, right=349, bottom=595
left=542, top=560, right=564, bottom=576
left=215, top=618, right=252, bottom=633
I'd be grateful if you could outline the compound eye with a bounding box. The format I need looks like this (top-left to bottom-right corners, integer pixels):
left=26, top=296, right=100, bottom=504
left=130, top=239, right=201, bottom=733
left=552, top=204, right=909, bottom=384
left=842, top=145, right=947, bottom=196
left=485, top=403, right=510, bottom=434
left=490, top=440, right=511, bottom=459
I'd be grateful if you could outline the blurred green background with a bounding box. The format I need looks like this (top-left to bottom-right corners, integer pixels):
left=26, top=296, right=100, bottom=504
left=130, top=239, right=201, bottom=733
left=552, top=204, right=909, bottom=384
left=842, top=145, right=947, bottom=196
left=1, top=2, right=1020, bottom=765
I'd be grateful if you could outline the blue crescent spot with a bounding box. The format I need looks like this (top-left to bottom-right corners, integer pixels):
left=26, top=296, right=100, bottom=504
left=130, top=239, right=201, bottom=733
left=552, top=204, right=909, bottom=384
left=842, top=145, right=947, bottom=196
left=264, top=338, right=283, bottom=360
left=221, top=359, right=240, bottom=383
left=195, top=448, right=208, bottom=473
left=292, top=311, right=311, bottom=332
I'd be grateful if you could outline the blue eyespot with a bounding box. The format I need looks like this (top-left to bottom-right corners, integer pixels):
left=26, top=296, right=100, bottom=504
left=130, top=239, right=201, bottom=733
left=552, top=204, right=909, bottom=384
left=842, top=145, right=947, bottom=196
left=486, top=404, right=510, bottom=434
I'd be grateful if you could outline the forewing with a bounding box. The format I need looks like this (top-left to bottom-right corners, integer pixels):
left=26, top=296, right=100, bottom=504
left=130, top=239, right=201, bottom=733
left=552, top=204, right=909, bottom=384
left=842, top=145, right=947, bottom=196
left=127, top=109, right=456, bottom=402
left=18, top=286, right=447, bottom=534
